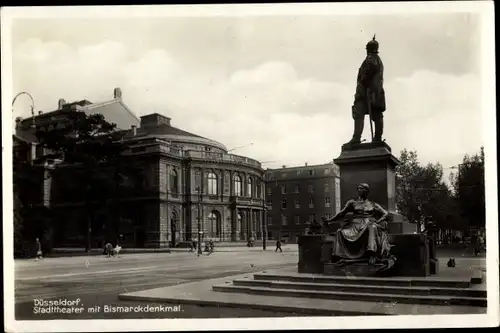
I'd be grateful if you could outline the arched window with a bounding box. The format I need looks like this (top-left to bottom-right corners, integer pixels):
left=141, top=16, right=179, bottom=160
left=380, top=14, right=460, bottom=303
left=207, top=172, right=218, bottom=195
left=234, top=175, right=242, bottom=196
left=169, top=168, right=178, bottom=193
left=247, top=177, right=253, bottom=197
left=208, top=210, right=222, bottom=238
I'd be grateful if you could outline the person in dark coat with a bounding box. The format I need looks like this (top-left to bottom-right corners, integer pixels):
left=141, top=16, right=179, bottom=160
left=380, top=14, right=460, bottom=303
left=35, top=238, right=43, bottom=260
left=275, top=239, right=283, bottom=253
left=347, top=35, right=386, bottom=145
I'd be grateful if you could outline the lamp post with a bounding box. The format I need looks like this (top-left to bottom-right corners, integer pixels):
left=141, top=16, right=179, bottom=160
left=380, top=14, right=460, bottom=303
left=262, top=203, right=268, bottom=250
left=196, top=186, right=203, bottom=256
left=12, top=92, right=36, bottom=128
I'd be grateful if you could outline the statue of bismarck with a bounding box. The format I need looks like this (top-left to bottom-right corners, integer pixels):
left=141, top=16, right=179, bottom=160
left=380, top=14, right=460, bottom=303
left=346, top=35, right=386, bottom=145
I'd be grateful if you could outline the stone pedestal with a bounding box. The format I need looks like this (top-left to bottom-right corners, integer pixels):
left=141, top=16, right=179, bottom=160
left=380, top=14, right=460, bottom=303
left=333, top=142, right=416, bottom=234
left=297, top=234, right=334, bottom=274
left=389, top=233, right=430, bottom=277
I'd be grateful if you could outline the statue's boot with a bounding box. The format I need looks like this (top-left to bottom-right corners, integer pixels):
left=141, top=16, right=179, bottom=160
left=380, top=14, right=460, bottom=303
left=345, top=118, right=364, bottom=145
left=373, top=117, right=384, bottom=142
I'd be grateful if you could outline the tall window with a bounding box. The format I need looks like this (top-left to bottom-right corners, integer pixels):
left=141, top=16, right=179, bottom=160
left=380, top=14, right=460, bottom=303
left=309, top=214, right=316, bottom=222
left=267, top=199, right=272, bottom=209
left=247, top=177, right=253, bottom=197
left=267, top=186, right=272, bottom=196
left=169, top=169, right=179, bottom=193
left=234, top=175, right=242, bottom=196
left=282, top=199, right=287, bottom=209
left=294, top=184, right=300, bottom=193
left=208, top=210, right=221, bottom=238
left=281, top=215, right=287, bottom=226
left=308, top=185, right=314, bottom=193
left=309, top=196, right=314, bottom=208
left=281, top=185, right=287, bottom=194
left=294, top=199, right=300, bottom=209
left=267, top=216, right=273, bottom=225
left=324, top=182, right=329, bottom=192
left=294, top=215, right=300, bottom=224
left=207, top=172, right=218, bottom=195
left=325, top=196, right=331, bottom=207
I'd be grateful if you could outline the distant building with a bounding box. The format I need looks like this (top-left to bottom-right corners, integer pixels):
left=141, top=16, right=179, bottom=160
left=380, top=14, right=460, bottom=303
left=14, top=88, right=265, bottom=248
left=264, top=163, right=341, bottom=243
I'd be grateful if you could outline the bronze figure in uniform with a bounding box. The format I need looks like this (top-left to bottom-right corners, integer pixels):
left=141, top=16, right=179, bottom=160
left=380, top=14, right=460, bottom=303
left=346, top=35, right=386, bottom=145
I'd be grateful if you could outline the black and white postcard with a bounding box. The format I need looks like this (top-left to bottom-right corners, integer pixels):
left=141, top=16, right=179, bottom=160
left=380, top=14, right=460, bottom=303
left=2, top=2, right=498, bottom=332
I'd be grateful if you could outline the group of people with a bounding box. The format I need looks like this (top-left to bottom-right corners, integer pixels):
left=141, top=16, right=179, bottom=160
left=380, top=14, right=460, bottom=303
left=189, top=239, right=215, bottom=255
left=103, top=242, right=122, bottom=257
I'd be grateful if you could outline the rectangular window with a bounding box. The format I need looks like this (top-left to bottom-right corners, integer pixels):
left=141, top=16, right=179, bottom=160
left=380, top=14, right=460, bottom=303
left=309, top=170, right=314, bottom=176
left=281, top=185, right=287, bottom=194
left=267, top=187, right=272, bottom=195
left=309, top=214, right=316, bottom=222
left=324, top=168, right=330, bottom=175
left=282, top=199, right=287, bottom=209
left=294, top=184, right=300, bottom=193
left=281, top=215, right=287, bottom=226
left=335, top=177, right=341, bottom=213
left=294, top=199, right=300, bottom=209
left=325, top=196, right=331, bottom=207
left=267, top=199, right=272, bottom=210
left=309, top=197, right=314, bottom=208
left=308, top=185, right=314, bottom=193
left=294, top=215, right=300, bottom=224
left=267, top=216, right=272, bottom=225
left=324, top=182, right=329, bottom=192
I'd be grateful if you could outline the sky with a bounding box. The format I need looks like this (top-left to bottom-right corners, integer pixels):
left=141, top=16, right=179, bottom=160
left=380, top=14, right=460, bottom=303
left=9, top=9, right=484, bottom=182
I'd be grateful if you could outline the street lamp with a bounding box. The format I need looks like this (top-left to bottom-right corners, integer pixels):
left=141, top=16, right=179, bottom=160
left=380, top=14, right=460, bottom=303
left=262, top=203, right=268, bottom=250
left=12, top=92, right=36, bottom=129
left=196, top=186, right=203, bottom=256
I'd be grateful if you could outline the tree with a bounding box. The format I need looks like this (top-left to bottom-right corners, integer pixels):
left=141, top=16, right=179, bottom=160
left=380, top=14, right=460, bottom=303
left=35, top=110, right=129, bottom=251
left=395, top=149, right=459, bottom=234
left=13, top=142, right=44, bottom=256
left=452, top=147, right=485, bottom=232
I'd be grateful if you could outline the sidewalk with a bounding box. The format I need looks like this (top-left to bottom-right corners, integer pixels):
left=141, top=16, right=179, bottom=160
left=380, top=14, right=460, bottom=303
left=42, top=243, right=293, bottom=258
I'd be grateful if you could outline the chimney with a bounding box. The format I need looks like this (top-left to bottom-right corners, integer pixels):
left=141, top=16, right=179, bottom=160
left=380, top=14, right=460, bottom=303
left=131, top=125, right=137, bottom=136
left=305, top=162, right=308, bottom=166
left=58, top=99, right=66, bottom=109
left=282, top=165, right=286, bottom=169
left=38, top=111, right=43, bottom=115
left=114, top=87, right=123, bottom=99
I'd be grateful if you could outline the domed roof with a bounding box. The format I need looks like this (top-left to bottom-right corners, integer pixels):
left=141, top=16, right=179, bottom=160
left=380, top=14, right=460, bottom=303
left=125, top=113, right=227, bottom=151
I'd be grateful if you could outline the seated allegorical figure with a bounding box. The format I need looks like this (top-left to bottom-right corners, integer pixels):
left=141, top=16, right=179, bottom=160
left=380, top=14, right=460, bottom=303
left=321, top=183, right=395, bottom=269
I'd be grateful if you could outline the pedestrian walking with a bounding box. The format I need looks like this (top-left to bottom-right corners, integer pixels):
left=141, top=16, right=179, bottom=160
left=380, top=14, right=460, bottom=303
left=35, top=238, right=43, bottom=261
left=475, top=235, right=484, bottom=256
left=189, top=240, right=195, bottom=253
left=104, top=242, right=113, bottom=258
left=275, top=239, right=283, bottom=253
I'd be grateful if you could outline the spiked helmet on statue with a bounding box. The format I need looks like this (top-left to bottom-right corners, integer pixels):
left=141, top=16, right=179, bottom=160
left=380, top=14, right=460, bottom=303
left=366, top=34, right=379, bottom=53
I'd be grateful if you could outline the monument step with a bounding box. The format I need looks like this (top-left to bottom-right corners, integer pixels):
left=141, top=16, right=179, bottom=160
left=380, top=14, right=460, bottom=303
left=212, top=284, right=487, bottom=307
left=254, top=272, right=476, bottom=289
left=231, top=279, right=486, bottom=298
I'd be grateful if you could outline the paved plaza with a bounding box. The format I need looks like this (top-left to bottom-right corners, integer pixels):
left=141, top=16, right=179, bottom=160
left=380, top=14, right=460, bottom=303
left=14, top=246, right=299, bottom=319
left=14, top=245, right=486, bottom=319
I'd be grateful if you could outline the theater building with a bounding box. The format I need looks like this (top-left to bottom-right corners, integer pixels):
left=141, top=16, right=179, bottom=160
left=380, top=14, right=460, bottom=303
left=14, top=88, right=265, bottom=248
left=264, top=163, right=341, bottom=243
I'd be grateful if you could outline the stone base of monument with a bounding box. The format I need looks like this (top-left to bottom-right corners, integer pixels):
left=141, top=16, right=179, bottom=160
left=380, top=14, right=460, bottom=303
left=324, top=262, right=388, bottom=277
left=389, top=233, right=430, bottom=277
left=298, top=232, right=434, bottom=278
